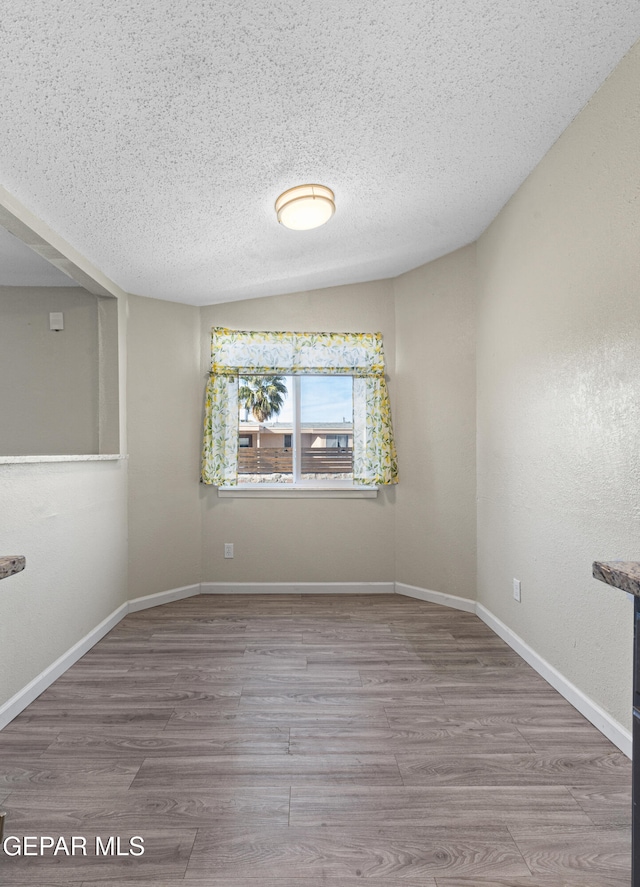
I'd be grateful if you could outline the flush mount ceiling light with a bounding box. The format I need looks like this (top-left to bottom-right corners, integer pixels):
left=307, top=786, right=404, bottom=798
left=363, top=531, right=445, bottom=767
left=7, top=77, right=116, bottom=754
left=275, top=184, right=335, bottom=231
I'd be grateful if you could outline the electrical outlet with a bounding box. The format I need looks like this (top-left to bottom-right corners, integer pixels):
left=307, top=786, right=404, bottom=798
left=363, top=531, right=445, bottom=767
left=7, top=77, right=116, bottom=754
left=513, top=578, right=521, bottom=602
left=224, top=543, right=234, bottom=559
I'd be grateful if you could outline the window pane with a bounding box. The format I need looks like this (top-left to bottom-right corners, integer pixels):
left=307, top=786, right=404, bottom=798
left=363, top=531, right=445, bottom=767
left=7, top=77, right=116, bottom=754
left=300, top=376, right=353, bottom=480
left=238, top=375, right=293, bottom=483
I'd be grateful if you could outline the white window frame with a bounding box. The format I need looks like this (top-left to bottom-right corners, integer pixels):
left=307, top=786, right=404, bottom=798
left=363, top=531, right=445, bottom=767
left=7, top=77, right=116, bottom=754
left=219, top=375, right=377, bottom=497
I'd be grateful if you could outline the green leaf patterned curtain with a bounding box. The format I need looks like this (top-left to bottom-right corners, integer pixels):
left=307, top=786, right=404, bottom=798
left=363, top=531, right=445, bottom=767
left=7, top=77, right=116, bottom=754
left=202, top=373, right=239, bottom=486
left=201, top=327, right=398, bottom=486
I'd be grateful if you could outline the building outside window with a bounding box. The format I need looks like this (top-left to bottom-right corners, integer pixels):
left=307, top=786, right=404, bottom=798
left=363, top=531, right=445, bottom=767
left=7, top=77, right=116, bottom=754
left=238, top=375, right=354, bottom=484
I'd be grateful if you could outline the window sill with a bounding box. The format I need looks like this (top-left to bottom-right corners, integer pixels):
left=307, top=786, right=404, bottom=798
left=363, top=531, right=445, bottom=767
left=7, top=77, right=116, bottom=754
left=0, top=454, right=126, bottom=464
left=217, top=484, right=378, bottom=498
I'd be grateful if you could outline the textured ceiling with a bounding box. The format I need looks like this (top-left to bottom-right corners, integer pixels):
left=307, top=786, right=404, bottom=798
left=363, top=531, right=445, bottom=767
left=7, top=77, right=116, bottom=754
left=1, top=1, right=640, bottom=305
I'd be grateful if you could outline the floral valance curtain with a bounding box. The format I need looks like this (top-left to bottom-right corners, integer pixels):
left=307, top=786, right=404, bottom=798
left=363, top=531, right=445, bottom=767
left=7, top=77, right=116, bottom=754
left=201, top=327, right=398, bottom=486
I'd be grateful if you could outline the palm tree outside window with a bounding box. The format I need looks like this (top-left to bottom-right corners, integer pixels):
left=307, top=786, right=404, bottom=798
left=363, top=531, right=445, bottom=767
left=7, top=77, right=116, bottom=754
left=239, top=376, right=287, bottom=422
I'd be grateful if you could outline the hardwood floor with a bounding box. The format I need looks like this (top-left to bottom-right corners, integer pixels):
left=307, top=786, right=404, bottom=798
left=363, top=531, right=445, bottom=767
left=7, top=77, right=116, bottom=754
left=0, top=593, right=632, bottom=885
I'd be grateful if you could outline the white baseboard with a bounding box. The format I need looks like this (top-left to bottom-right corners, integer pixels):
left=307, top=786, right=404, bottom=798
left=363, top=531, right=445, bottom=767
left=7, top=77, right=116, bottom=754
left=1, top=580, right=631, bottom=760
left=394, top=584, right=630, bottom=758
left=201, top=581, right=394, bottom=595
left=0, top=580, right=393, bottom=729
left=476, top=603, right=632, bottom=758
left=0, top=584, right=201, bottom=731
left=395, top=581, right=476, bottom=613
left=0, top=602, right=128, bottom=731
left=128, top=583, right=200, bottom=613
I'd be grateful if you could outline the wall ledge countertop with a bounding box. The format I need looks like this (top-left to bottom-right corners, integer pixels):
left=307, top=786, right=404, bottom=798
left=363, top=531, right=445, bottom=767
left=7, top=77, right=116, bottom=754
left=0, top=556, right=25, bottom=581
left=593, top=560, right=640, bottom=597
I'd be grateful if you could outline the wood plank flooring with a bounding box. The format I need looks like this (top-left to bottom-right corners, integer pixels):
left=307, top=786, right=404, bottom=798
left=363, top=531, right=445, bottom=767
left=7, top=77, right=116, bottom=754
left=0, top=593, right=632, bottom=885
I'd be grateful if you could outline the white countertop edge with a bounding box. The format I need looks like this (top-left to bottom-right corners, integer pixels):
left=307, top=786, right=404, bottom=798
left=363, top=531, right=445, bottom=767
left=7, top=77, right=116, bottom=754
left=0, top=454, right=127, bottom=464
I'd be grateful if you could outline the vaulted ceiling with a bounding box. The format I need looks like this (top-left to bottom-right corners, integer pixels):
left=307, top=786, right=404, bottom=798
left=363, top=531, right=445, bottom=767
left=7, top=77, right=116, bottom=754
left=2, top=2, right=640, bottom=305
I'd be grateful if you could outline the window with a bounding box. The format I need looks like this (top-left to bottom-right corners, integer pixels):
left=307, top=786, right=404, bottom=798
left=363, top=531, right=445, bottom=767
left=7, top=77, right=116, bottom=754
left=237, top=375, right=354, bottom=485
left=326, top=434, right=350, bottom=449
left=201, top=327, right=398, bottom=492
left=300, top=376, right=353, bottom=482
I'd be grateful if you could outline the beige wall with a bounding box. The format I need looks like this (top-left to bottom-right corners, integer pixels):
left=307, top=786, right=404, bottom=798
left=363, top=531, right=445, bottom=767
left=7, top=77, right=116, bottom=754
left=394, top=246, right=477, bottom=599
left=476, top=42, right=640, bottom=729
left=0, top=290, right=127, bottom=716
left=0, top=287, right=100, bottom=455
left=126, top=294, right=203, bottom=597
left=0, top=460, right=128, bottom=705
left=98, top=296, right=121, bottom=454
left=200, top=282, right=396, bottom=582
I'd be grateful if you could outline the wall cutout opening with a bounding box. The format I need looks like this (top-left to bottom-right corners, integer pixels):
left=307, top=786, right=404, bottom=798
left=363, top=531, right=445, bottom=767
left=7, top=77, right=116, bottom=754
left=0, top=286, right=120, bottom=456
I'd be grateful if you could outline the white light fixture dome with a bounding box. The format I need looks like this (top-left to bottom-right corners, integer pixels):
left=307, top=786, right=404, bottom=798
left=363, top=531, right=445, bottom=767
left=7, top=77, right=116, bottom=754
left=275, top=184, right=335, bottom=231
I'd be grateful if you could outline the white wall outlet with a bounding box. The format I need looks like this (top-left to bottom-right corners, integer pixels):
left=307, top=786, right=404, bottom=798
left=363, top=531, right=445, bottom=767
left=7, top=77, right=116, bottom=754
left=224, top=543, right=234, bottom=559
left=513, top=578, right=521, bottom=602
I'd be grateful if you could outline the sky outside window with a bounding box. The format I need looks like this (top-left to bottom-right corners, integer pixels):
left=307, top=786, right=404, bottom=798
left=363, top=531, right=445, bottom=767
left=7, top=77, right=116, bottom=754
left=263, top=376, right=353, bottom=425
